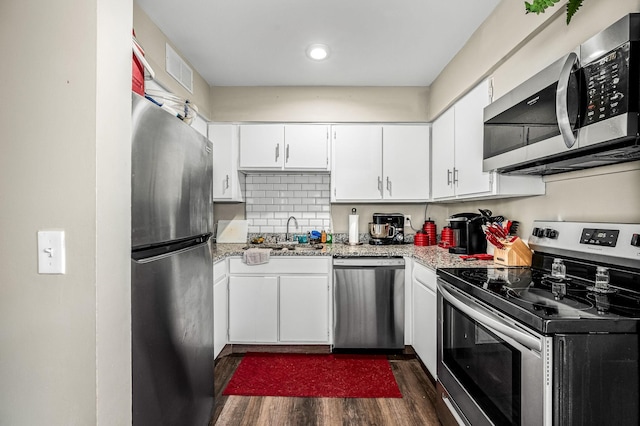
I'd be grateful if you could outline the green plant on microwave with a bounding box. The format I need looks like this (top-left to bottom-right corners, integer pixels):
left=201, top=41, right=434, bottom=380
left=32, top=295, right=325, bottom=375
left=525, top=0, right=584, bottom=24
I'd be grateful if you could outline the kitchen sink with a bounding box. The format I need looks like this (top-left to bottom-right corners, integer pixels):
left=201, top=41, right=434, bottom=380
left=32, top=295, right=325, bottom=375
left=242, top=243, right=324, bottom=251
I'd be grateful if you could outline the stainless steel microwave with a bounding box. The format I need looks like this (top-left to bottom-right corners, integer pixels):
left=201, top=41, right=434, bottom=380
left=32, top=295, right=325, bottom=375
left=483, top=14, right=640, bottom=175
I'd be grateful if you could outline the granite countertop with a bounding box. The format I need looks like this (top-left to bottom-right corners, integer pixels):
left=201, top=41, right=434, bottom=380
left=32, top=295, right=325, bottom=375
left=211, top=242, right=496, bottom=270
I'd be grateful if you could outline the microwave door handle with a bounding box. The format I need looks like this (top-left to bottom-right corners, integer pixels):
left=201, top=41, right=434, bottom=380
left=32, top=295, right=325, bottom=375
left=556, top=52, right=579, bottom=149
left=438, top=280, right=542, bottom=352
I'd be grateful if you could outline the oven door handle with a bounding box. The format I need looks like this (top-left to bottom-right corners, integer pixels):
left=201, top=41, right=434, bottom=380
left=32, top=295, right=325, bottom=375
left=438, top=281, right=542, bottom=352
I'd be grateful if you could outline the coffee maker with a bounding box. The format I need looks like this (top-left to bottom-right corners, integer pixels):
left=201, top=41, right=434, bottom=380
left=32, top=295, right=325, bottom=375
left=369, top=213, right=405, bottom=245
left=447, top=212, right=487, bottom=254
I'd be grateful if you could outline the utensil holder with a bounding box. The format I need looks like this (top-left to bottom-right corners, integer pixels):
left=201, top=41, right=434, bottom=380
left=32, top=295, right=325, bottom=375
left=493, top=238, right=532, bottom=266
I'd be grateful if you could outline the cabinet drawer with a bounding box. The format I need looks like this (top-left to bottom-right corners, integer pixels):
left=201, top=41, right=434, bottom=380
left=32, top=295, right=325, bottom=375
left=229, top=257, right=330, bottom=275
left=214, top=259, right=227, bottom=282
left=413, top=263, right=436, bottom=292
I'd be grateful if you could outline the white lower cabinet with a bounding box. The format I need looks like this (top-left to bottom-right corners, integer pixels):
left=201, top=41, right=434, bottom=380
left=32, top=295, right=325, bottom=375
left=228, top=275, right=279, bottom=343
left=213, top=259, right=229, bottom=358
left=227, top=257, right=331, bottom=344
left=412, top=262, right=437, bottom=378
left=279, top=275, right=329, bottom=342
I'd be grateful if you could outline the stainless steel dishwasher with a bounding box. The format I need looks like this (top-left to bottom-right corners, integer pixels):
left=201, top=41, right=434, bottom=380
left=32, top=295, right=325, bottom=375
left=333, top=256, right=405, bottom=350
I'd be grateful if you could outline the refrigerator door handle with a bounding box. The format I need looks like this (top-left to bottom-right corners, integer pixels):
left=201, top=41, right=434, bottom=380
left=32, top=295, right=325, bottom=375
left=132, top=234, right=211, bottom=263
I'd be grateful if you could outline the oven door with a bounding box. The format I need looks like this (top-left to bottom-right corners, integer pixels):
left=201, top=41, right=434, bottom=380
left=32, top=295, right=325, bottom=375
left=437, top=279, right=552, bottom=426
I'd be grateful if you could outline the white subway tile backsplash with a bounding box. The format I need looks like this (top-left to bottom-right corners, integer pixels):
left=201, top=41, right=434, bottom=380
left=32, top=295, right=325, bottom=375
left=245, top=173, right=331, bottom=234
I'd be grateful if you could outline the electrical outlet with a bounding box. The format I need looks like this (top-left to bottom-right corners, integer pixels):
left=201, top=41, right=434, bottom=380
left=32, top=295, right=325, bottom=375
left=404, top=215, right=411, bottom=225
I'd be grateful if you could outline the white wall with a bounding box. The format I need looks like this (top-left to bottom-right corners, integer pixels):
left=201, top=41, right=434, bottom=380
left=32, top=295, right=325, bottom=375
left=0, top=0, right=132, bottom=424
left=209, top=86, right=429, bottom=122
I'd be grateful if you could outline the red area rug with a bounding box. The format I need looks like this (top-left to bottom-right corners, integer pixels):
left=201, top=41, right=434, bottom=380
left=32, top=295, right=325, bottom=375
left=222, top=353, right=402, bottom=398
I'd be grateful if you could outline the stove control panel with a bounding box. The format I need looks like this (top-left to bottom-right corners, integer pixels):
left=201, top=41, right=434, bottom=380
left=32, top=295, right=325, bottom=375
left=580, top=228, right=619, bottom=247
left=528, top=221, right=640, bottom=269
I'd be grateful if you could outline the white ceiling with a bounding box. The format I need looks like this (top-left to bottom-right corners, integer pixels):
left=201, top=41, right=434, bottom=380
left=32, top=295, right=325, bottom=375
left=135, top=0, right=501, bottom=87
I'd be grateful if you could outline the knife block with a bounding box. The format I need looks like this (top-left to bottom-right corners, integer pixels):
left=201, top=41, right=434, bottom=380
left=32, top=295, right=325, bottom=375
left=493, top=238, right=532, bottom=266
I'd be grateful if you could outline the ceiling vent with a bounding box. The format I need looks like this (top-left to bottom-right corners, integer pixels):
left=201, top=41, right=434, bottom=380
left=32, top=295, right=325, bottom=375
left=165, top=43, right=193, bottom=93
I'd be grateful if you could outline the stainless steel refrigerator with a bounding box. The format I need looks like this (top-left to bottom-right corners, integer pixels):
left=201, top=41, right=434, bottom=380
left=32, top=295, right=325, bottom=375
left=131, top=93, right=214, bottom=425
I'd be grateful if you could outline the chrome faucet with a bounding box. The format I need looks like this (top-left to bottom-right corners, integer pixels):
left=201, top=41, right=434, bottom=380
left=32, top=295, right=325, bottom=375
left=286, top=216, right=299, bottom=242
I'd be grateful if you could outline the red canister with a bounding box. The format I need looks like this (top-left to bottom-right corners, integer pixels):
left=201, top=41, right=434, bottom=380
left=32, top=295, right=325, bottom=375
left=422, top=220, right=437, bottom=246
left=414, top=230, right=428, bottom=246
left=440, top=226, right=454, bottom=248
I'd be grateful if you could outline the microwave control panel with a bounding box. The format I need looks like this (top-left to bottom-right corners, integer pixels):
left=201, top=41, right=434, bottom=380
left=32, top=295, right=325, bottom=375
left=582, top=42, right=630, bottom=126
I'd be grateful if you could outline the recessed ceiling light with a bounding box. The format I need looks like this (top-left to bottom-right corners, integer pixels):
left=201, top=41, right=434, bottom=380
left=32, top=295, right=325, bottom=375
left=306, top=44, right=330, bottom=61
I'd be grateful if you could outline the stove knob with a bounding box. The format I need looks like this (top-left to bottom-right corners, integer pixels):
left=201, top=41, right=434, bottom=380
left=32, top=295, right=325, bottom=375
left=532, top=227, right=544, bottom=238
left=632, top=233, right=640, bottom=247
left=543, top=228, right=558, bottom=239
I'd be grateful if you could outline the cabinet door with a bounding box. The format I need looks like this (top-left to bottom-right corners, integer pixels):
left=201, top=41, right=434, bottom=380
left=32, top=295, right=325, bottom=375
left=332, top=125, right=383, bottom=201
left=209, top=124, right=242, bottom=201
left=454, top=80, right=492, bottom=196
left=228, top=276, right=278, bottom=342
left=382, top=125, right=430, bottom=201
left=239, top=124, right=285, bottom=169
left=213, top=276, right=228, bottom=358
left=279, top=275, right=329, bottom=342
left=284, top=125, right=329, bottom=170
left=412, top=266, right=437, bottom=378
left=431, top=108, right=455, bottom=199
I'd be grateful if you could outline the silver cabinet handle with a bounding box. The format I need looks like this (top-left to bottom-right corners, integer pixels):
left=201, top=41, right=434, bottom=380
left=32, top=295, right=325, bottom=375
left=453, top=168, right=459, bottom=185
left=377, top=176, right=383, bottom=196
left=285, top=144, right=290, bottom=163
left=386, top=176, right=392, bottom=196
left=437, top=280, right=542, bottom=352
left=225, top=174, right=230, bottom=190
left=275, top=143, right=280, bottom=162
left=447, top=169, right=452, bottom=185
left=556, top=51, right=580, bottom=149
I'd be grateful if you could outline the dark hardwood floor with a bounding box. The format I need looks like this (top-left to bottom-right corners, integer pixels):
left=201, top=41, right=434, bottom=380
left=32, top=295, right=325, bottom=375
left=210, top=346, right=441, bottom=425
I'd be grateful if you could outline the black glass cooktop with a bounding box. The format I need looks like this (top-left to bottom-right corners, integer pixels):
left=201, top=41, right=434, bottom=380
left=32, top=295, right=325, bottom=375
left=437, top=266, right=640, bottom=334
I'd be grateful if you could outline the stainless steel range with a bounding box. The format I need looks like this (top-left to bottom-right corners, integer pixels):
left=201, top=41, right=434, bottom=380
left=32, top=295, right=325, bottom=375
left=436, top=220, right=640, bottom=425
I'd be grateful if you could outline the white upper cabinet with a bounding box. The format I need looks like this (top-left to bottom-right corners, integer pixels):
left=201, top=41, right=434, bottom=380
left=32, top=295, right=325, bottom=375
left=432, top=108, right=456, bottom=199
left=331, top=125, right=383, bottom=201
left=283, top=125, right=329, bottom=169
left=331, top=124, right=430, bottom=202
left=383, top=125, right=430, bottom=201
left=238, top=124, right=329, bottom=171
left=209, top=124, right=244, bottom=202
left=239, top=124, right=285, bottom=170
left=431, top=80, right=545, bottom=201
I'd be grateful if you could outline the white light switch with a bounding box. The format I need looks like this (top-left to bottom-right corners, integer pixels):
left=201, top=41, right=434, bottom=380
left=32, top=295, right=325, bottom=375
left=38, top=230, right=66, bottom=274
